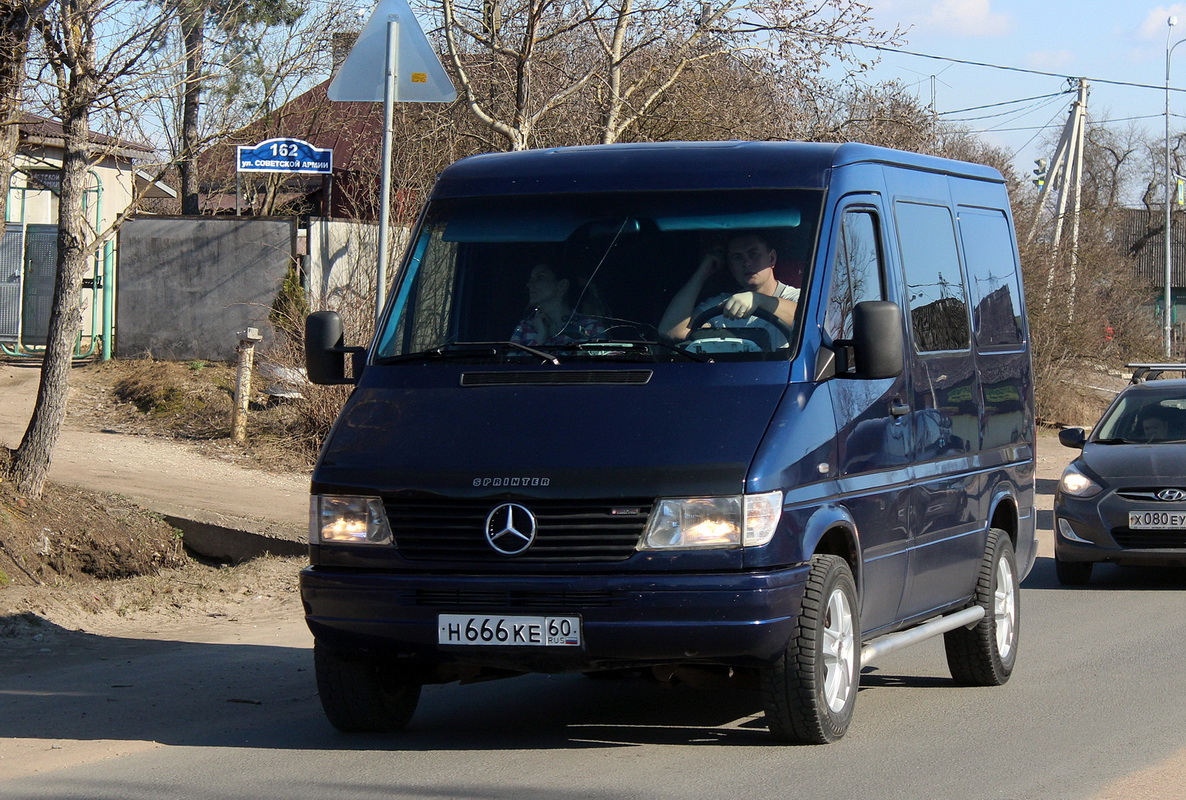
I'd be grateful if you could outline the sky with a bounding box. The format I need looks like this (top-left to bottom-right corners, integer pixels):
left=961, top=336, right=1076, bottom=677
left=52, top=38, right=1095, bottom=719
left=842, top=0, right=1186, bottom=196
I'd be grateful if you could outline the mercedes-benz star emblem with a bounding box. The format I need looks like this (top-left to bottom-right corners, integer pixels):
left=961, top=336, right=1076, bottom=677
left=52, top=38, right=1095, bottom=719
left=1157, top=488, right=1186, bottom=502
left=484, top=503, right=537, bottom=555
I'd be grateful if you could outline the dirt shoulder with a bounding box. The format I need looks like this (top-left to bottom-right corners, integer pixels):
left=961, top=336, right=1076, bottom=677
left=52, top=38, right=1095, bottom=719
left=0, top=457, right=306, bottom=662
left=1, top=360, right=311, bottom=656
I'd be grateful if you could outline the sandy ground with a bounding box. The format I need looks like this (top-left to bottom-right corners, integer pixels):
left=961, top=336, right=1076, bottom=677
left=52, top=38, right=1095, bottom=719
left=0, top=361, right=310, bottom=666
left=0, top=362, right=309, bottom=534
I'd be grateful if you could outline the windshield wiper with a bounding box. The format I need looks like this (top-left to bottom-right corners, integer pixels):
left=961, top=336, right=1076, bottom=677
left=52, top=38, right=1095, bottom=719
left=492, top=341, right=561, bottom=364
left=376, top=341, right=560, bottom=365
left=589, top=339, right=711, bottom=363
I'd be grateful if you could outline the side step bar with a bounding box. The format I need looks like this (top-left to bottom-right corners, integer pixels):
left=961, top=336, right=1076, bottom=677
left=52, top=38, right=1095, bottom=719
left=860, top=606, right=985, bottom=668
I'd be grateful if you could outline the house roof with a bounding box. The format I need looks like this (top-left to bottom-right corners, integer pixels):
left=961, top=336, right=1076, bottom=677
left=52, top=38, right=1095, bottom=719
left=18, top=111, right=155, bottom=160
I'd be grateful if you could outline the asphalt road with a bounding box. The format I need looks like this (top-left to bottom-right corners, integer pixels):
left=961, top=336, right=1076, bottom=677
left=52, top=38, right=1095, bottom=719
left=3, top=556, right=1186, bottom=799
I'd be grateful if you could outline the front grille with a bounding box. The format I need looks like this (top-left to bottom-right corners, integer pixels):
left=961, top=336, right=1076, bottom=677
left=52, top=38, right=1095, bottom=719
left=1116, top=488, right=1186, bottom=501
left=1112, top=528, right=1186, bottom=549
left=385, top=498, right=651, bottom=563
left=415, top=589, right=617, bottom=608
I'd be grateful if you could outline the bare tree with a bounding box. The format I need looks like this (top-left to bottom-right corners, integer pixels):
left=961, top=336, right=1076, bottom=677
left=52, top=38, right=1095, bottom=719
left=5, top=0, right=169, bottom=498
left=591, top=0, right=899, bottom=145
left=438, top=0, right=605, bottom=150
left=0, top=0, right=50, bottom=231
left=434, top=0, right=899, bottom=150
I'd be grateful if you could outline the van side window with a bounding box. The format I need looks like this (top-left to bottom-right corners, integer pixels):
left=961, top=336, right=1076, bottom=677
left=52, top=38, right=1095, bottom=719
left=825, top=209, right=885, bottom=341
left=895, top=202, right=969, bottom=352
left=958, top=208, right=1024, bottom=347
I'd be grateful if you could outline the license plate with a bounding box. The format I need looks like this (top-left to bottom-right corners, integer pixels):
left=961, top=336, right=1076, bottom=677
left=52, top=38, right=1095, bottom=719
left=1129, top=510, right=1186, bottom=529
left=437, top=614, right=582, bottom=646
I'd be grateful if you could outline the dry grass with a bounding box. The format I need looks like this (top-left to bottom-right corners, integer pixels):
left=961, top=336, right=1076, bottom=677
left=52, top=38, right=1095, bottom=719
left=74, top=351, right=347, bottom=473
left=111, top=359, right=235, bottom=437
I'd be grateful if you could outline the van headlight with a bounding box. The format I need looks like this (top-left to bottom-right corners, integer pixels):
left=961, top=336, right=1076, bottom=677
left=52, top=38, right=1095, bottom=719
left=641, top=491, right=783, bottom=550
left=310, top=495, right=392, bottom=544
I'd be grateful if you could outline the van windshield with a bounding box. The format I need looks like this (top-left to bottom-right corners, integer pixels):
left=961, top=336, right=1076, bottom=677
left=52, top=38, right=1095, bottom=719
left=374, top=189, right=822, bottom=364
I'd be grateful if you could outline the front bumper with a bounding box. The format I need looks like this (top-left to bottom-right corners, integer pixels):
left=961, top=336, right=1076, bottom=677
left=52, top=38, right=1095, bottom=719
left=1055, top=490, right=1186, bottom=567
left=300, top=565, right=810, bottom=674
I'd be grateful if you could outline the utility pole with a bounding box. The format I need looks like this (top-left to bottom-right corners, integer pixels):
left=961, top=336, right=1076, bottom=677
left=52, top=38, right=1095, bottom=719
left=1028, top=79, right=1088, bottom=314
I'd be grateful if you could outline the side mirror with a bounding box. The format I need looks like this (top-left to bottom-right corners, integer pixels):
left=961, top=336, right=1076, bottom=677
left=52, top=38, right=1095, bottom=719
left=1058, top=427, right=1086, bottom=449
left=852, top=301, right=904, bottom=379
left=305, top=311, right=365, bottom=385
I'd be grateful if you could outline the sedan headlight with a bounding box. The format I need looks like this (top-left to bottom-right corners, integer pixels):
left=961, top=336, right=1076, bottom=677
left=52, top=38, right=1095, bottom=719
left=641, top=491, right=783, bottom=550
left=310, top=495, right=392, bottom=544
left=1058, top=465, right=1103, bottom=499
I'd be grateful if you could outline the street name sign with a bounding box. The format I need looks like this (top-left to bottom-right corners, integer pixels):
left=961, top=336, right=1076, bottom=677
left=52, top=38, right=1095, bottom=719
left=237, top=138, right=333, bottom=174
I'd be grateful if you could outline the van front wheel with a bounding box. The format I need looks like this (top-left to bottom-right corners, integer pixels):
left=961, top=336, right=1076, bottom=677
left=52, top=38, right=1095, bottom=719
left=944, top=528, right=1019, bottom=686
left=760, top=554, right=860, bottom=744
left=314, top=641, right=421, bottom=733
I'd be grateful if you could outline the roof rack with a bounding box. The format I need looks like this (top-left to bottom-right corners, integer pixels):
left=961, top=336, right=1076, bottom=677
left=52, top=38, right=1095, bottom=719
left=1127, top=363, right=1186, bottom=383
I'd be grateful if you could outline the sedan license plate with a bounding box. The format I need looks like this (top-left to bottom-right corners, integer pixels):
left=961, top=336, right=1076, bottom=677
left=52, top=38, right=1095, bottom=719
left=1129, top=510, right=1186, bottom=529
left=437, top=614, right=582, bottom=647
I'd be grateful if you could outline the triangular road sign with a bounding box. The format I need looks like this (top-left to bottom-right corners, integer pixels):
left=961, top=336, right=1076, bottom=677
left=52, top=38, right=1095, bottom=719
left=328, top=0, right=457, bottom=103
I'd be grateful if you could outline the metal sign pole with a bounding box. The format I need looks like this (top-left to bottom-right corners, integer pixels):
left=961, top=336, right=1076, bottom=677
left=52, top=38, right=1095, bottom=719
left=376, top=15, right=398, bottom=325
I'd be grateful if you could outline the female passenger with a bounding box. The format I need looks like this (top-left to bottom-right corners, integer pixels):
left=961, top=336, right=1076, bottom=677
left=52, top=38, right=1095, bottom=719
left=511, top=263, right=607, bottom=346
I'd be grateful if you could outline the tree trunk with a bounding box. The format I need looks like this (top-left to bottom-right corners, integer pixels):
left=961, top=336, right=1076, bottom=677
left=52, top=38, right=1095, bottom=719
left=179, top=2, right=205, bottom=215
left=8, top=67, right=93, bottom=498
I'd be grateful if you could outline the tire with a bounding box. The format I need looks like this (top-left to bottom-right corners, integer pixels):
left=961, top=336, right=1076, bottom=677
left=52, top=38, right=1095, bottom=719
left=314, top=641, right=421, bottom=733
left=1055, top=555, right=1093, bottom=586
left=761, top=554, right=860, bottom=744
left=944, top=528, right=1019, bottom=686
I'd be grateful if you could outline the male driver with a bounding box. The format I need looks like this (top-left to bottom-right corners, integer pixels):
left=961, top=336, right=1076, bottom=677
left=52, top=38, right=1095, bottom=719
left=659, top=231, right=799, bottom=348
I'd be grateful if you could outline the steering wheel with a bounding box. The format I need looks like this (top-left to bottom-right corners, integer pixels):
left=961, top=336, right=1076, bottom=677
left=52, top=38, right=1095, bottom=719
left=686, top=304, right=795, bottom=349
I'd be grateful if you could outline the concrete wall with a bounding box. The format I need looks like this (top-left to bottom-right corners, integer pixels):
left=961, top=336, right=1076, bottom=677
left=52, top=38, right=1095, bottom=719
left=306, top=217, right=378, bottom=310
left=305, top=217, right=409, bottom=312
left=117, top=217, right=295, bottom=361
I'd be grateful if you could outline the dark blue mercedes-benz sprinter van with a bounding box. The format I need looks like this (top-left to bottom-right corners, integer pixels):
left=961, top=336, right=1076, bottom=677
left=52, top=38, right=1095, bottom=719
left=301, top=141, right=1036, bottom=744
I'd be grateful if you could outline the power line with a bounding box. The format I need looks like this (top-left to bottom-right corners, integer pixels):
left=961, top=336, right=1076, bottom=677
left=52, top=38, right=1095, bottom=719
left=945, top=93, right=1071, bottom=124
left=1011, top=103, right=1073, bottom=151
left=854, top=42, right=1186, bottom=95
left=1091, top=113, right=1168, bottom=124
left=936, top=91, right=1070, bottom=117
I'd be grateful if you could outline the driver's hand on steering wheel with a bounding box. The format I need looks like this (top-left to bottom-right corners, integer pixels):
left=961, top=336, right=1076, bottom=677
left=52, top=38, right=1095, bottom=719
left=721, top=291, right=760, bottom=319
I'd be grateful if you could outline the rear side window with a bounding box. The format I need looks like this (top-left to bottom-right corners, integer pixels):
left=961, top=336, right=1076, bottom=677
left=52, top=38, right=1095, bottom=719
left=958, top=208, right=1024, bottom=348
left=825, top=209, right=885, bottom=342
left=895, top=201, right=969, bottom=352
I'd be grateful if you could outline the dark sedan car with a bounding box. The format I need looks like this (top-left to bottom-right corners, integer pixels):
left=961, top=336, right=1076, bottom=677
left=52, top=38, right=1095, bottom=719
left=1054, top=365, right=1186, bottom=585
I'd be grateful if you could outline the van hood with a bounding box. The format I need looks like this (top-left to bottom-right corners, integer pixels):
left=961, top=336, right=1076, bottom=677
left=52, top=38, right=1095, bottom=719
left=314, top=365, right=789, bottom=499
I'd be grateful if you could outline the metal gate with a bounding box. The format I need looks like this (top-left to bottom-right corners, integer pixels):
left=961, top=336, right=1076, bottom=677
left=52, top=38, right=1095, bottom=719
left=0, top=223, right=58, bottom=346
left=21, top=225, right=58, bottom=346
left=0, top=222, right=23, bottom=343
